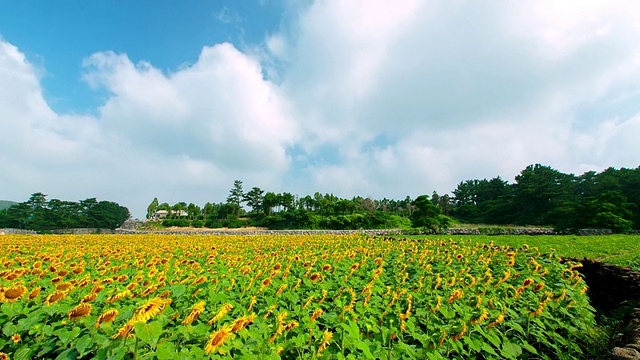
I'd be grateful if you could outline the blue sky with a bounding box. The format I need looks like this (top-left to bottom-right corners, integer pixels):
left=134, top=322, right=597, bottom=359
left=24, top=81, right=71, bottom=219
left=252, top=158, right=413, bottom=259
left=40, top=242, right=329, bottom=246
left=1, top=1, right=285, bottom=113
left=1, top=1, right=640, bottom=218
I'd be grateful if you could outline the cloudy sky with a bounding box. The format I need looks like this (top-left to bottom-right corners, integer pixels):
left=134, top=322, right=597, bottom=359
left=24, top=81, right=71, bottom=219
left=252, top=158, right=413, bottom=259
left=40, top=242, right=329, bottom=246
left=1, top=1, right=639, bottom=218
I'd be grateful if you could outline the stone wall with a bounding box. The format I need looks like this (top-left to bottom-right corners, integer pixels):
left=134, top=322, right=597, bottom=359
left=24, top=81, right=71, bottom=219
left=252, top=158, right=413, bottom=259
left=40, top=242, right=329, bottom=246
left=119, top=219, right=144, bottom=230
left=577, top=228, right=613, bottom=236
left=0, top=228, right=37, bottom=235
left=115, top=229, right=404, bottom=236
left=113, top=227, right=624, bottom=236
left=49, top=228, right=115, bottom=234
left=405, top=227, right=557, bottom=235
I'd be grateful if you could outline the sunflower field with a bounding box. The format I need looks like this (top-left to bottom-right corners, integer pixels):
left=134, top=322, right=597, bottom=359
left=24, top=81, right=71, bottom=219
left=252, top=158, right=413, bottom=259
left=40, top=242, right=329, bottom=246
left=0, top=234, right=596, bottom=359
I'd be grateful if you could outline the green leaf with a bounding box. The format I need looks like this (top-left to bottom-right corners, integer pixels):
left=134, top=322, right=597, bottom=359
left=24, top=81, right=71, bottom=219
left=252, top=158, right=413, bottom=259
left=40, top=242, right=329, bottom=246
left=76, top=334, right=94, bottom=357
left=2, top=321, right=17, bottom=336
left=506, top=321, right=525, bottom=335
left=481, top=343, right=499, bottom=357
left=1, top=302, right=22, bottom=318
left=170, top=284, right=187, bottom=298
left=438, top=307, right=455, bottom=319
left=14, top=346, right=33, bottom=360
left=463, top=336, right=483, bottom=352
left=36, top=339, right=58, bottom=358
left=106, top=346, right=128, bottom=360
left=135, top=321, right=163, bottom=348
left=520, top=341, right=539, bottom=355
left=54, top=348, right=80, bottom=360
left=501, top=341, right=522, bottom=359
left=57, top=327, right=82, bottom=346
left=483, top=331, right=501, bottom=349
left=354, top=339, right=375, bottom=359
left=156, top=341, right=177, bottom=360
left=17, top=311, right=45, bottom=331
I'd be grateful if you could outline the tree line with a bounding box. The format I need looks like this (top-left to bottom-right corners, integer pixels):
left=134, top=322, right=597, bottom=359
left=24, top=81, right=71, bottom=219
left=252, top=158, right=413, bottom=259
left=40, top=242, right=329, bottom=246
left=147, top=180, right=450, bottom=231
left=148, top=164, right=639, bottom=232
left=0, top=193, right=131, bottom=231
left=450, top=164, right=639, bottom=232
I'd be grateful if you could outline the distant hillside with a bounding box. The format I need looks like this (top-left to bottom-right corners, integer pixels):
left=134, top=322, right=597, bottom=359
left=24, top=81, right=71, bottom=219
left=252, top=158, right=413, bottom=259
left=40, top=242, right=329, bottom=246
left=0, top=200, right=17, bottom=211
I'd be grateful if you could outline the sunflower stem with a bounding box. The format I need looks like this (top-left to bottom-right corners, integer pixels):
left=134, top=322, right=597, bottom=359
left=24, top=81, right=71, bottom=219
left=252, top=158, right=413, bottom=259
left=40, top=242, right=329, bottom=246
left=133, top=335, right=139, bottom=360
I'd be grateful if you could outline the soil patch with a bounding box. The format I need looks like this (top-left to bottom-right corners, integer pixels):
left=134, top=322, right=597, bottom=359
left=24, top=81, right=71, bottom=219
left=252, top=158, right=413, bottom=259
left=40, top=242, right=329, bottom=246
left=563, top=258, right=640, bottom=359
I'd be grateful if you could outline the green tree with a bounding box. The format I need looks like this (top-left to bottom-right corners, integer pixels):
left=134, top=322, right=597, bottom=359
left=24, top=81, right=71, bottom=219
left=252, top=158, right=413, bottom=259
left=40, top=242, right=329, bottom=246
left=279, top=192, right=295, bottom=212
left=186, top=203, right=200, bottom=220
left=511, top=164, right=572, bottom=226
left=226, top=180, right=244, bottom=218
left=579, top=191, right=634, bottom=233
left=146, top=197, right=159, bottom=220
left=243, top=187, right=264, bottom=214
left=86, top=201, right=130, bottom=229
left=410, top=195, right=450, bottom=231
left=263, top=192, right=278, bottom=216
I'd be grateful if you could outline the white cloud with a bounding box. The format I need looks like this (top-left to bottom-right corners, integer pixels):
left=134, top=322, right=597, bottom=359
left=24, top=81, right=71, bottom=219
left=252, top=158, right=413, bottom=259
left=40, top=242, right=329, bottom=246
left=2, top=1, right=640, bottom=218
left=1, top=39, right=298, bottom=216
left=273, top=0, right=640, bottom=194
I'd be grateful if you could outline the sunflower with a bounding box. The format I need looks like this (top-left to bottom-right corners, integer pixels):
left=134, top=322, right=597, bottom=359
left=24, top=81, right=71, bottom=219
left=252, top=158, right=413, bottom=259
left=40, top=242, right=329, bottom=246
left=81, top=293, right=98, bottom=303
left=470, top=309, right=489, bottom=324
left=310, top=308, right=323, bottom=322
left=318, top=289, right=328, bottom=304
left=275, top=284, right=288, bottom=296
left=68, top=303, right=92, bottom=321
left=522, top=278, right=535, bottom=287
left=44, top=290, right=68, bottom=305
left=182, top=301, right=206, bottom=325
left=205, top=325, right=233, bottom=354
left=112, top=321, right=134, bottom=339
left=230, top=313, right=256, bottom=333
left=448, top=289, right=464, bottom=304
left=55, top=282, right=74, bottom=291
left=451, top=323, right=467, bottom=341
left=488, top=314, right=505, bottom=329
left=107, top=289, right=131, bottom=304
left=344, top=288, right=357, bottom=312
left=208, top=303, right=233, bottom=324
left=430, top=296, right=442, bottom=313
left=3, top=285, right=27, bottom=302
left=95, top=309, right=119, bottom=328
left=533, top=283, right=545, bottom=292
left=301, top=294, right=316, bottom=310
left=284, top=320, right=299, bottom=331
left=316, top=330, right=333, bottom=357
left=28, top=286, right=41, bottom=300
left=132, top=298, right=164, bottom=323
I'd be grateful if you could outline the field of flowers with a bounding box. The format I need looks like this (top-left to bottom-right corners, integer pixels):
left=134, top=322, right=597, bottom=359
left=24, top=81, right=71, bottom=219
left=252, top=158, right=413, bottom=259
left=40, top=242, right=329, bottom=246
left=0, top=234, right=596, bottom=359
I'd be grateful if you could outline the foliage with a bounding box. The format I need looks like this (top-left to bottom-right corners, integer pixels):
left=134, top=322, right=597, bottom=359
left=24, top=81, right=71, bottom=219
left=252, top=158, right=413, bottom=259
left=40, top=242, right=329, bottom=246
left=226, top=180, right=244, bottom=218
left=410, top=195, right=451, bottom=231
left=147, top=198, right=159, bottom=220
left=0, top=200, right=17, bottom=211
left=451, top=164, right=640, bottom=231
left=0, top=234, right=598, bottom=359
left=161, top=219, right=191, bottom=228
left=0, top=193, right=130, bottom=231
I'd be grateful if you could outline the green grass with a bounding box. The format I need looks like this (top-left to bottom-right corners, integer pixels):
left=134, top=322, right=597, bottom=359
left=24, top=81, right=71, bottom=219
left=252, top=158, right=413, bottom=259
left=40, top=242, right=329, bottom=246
left=407, top=234, right=640, bottom=270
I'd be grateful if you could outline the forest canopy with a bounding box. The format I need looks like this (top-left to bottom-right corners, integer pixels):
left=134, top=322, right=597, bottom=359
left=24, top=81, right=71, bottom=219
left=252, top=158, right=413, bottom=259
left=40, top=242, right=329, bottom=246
left=0, top=193, right=130, bottom=230
left=147, top=164, right=640, bottom=233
